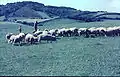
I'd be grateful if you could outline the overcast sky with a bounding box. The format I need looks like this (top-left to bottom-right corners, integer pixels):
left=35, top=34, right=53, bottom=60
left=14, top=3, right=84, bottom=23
left=0, top=0, right=120, bottom=12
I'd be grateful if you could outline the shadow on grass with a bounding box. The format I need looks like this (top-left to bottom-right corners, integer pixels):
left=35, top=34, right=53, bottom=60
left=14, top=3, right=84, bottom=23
left=95, top=42, right=103, bottom=45
left=13, top=41, right=56, bottom=46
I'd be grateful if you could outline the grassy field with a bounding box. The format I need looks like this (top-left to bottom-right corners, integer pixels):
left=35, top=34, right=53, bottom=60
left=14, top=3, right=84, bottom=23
left=0, top=19, right=120, bottom=76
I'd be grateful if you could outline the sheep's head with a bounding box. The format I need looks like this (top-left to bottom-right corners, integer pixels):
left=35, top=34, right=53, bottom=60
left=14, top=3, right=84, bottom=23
left=6, top=33, right=13, bottom=40
left=33, top=34, right=38, bottom=37
left=45, top=29, right=49, bottom=32
left=55, top=29, right=58, bottom=33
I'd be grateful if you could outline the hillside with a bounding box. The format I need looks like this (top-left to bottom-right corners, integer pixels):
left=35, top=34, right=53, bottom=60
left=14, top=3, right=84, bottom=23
left=9, top=6, right=42, bottom=18
left=0, top=1, right=120, bottom=23
left=68, top=11, right=120, bottom=22
left=0, top=1, right=77, bottom=18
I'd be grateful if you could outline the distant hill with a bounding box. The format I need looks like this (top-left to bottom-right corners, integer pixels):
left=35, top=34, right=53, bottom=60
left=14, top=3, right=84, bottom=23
left=0, top=1, right=120, bottom=22
left=0, top=1, right=77, bottom=18
left=9, top=6, right=41, bottom=18
left=8, top=6, right=51, bottom=19
left=68, top=11, right=120, bottom=22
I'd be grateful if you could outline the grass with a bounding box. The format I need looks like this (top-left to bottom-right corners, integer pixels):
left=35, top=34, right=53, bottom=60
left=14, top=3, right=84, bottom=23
left=0, top=19, right=120, bottom=76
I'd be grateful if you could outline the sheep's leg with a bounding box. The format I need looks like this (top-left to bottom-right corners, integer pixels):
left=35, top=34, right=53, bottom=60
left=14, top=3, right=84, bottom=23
left=26, top=40, right=29, bottom=45
left=40, top=40, right=41, bottom=43
left=11, top=39, right=15, bottom=45
left=19, top=41, right=22, bottom=46
left=38, top=38, right=41, bottom=43
left=39, top=40, right=41, bottom=43
left=8, top=40, right=10, bottom=44
left=12, top=42, right=15, bottom=46
left=55, top=40, right=57, bottom=43
left=12, top=43, right=14, bottom=46
left=17, top=42, right=20, bottom=46
left=9, top=40, right=13, bottom=44
left=30, top=41, right=33, bottom=44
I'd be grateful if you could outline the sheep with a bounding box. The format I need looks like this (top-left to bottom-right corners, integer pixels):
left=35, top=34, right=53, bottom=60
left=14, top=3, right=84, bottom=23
left=18, top=33, right=26, bottom=42
left=6, top=26, right=120, bottom=46
left=49, top=29, right=58, bottom=36
left=88, top=27, right=98, bottom=37
left=33, top=30, right=43, bottom=36
left=7, top=34, right=24, bottom=45
left=38, top=34, right=56, bottom=43
left=42, top=29, right=51, bottom=35
left=112, top=26, right=120, bottom=36
left=114, top=26, right=120, bottom=36
left=25, top=33, right=38, bottom=44
left=6, top=33, right=14, bottom=41
left=8, top=35, right=16, bottom=44
left=57, top=28, right=66, bottom=37
left=64, top=28, right=73, bottom=37
left=69, top=27, right=77, bottom=32
left=106, top=27, right=115, bottom=36
left=69, top=27, right=79, bottom=36
left=95, top=27, right=107, bottom=36
left=78, top=28, right=87, bottom=36
left=6, top=33, right=25, bottom=45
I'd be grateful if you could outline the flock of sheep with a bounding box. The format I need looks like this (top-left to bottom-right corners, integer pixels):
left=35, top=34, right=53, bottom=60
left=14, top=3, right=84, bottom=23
left=6, top=26, right=120, bottom=46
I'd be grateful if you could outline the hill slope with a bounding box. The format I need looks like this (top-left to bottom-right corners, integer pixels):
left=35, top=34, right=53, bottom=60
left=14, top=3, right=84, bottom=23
left=8, top=6, right=51, bottom=19
left=0, top=1, right=120, bottom=22
left=9, top=6, right=41, bottom=18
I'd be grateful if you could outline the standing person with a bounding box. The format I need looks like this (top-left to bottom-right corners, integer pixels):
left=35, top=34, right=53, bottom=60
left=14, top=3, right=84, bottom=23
left=18, top=25, right=22, bottom=33
left=33, top=21, right=38, bottom=33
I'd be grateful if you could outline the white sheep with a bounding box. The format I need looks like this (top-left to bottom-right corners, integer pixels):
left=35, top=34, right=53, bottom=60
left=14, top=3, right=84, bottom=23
left=25, top=33, right=38, bottom=44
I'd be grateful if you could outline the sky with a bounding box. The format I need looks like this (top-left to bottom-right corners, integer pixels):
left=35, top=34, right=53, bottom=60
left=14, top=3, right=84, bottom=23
left=0, top=0, right=120, bottom=12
